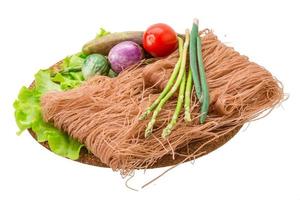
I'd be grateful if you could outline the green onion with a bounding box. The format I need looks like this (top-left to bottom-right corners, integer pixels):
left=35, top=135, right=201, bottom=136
left=189, top=18, right=202, bottom=102
left=196, top=35, right=210, bottom=123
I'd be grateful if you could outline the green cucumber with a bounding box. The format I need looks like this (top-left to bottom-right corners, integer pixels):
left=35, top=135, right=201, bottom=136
left=82, top=31, right=143, bottom=55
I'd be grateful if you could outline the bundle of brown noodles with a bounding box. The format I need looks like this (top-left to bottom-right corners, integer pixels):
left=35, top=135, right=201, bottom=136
left=41, top=30, right=283, bottom=175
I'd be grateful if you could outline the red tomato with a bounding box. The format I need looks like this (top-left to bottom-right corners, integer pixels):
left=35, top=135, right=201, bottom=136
left=143, top=23, right=178, bottom=57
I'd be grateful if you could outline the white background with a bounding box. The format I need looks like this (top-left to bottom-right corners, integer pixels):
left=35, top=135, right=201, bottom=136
left=0, top=0, right=299, bottom=199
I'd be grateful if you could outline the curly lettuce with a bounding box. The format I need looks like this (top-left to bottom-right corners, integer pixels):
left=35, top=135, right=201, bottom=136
left=14, top=65, right=84, bottom=160
left=52, top=53, right=85, bottom=90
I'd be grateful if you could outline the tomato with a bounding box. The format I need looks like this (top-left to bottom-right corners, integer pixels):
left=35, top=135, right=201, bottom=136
left=143, top=23, right=178, bottom=57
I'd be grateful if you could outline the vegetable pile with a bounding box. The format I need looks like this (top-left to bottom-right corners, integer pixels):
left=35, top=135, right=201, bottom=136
left=140, top=20, right=210, bottom=138
left=14, top=20, right=284, bottom=173
left=14, top=24, right=182, bottom=159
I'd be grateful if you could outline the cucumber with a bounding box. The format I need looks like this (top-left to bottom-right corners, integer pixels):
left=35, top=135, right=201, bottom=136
left=82, top=31, right=143, bottom=55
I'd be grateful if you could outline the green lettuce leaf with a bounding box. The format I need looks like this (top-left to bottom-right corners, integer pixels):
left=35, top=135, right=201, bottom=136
left=60, top=53, right=86, bottom=69
left=14, top=70, right=84, bottom=160
left=52, top=72, right=83, bottom=90
left=52, top=53, right=85, bottom=90
left=13, top=86, right=40, bottom=135
left=34, top=70, right=62, bottom=96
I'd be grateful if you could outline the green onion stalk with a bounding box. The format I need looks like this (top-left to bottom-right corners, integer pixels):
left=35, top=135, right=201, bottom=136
left=196, top=36, right=210, bottom=123
left=189, top=18, right=202, bottom=102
